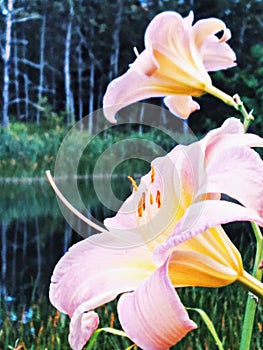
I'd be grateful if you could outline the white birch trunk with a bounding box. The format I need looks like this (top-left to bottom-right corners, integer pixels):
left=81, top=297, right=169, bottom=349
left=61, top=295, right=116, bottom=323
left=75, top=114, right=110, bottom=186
left=77, top=43, right=83, bottom=122
left=13, top=31, right=21, bottom=118
left=108, top=0, right=123, bottom=81
left=64, top=1, right=75, bottom=125
left=2, top=0, right=13, bottom=126
left=36, top=11, right=46, bottom=124
left=23, top=73, right=29, bottom=120
left=88, top=60, right=95, bottom=133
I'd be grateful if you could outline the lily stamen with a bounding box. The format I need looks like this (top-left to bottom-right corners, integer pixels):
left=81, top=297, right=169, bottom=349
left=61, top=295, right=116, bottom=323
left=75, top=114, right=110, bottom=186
left=151, top=165, right=156, bottom=183
left=156, top=189, right=162, bottom=208
left=127, top=175, right=138, bottom=191
left=45, top=171, right=109, bottom=234
left=149, top=192, right=154, bottom=205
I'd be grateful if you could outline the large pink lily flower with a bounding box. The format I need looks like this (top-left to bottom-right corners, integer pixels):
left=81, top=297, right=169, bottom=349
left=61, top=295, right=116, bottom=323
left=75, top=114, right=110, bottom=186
left=103, top=11, right=237, bottom=122
left=49, top=118, right=263, bottom=350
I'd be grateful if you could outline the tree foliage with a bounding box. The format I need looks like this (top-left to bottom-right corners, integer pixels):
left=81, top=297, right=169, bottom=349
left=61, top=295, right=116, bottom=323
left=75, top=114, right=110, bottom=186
left=0, top=0, right=262, bottom=133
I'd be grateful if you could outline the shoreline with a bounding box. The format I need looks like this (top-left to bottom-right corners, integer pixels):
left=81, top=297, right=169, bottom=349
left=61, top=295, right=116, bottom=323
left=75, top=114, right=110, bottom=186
left=0, top=173, right=137, bottom=184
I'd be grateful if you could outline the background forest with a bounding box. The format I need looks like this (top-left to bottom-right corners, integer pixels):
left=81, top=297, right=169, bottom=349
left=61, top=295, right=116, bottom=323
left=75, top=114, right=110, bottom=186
left=0, top=0, right=263, bottom=177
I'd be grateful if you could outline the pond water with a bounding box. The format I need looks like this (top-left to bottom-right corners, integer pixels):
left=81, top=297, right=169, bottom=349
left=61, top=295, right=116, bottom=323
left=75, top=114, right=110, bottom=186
left=0, top=178, right=132, bottom=304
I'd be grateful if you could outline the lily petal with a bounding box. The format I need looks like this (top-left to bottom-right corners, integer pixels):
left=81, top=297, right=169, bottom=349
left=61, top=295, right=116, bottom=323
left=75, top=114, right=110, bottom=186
left=69, top=307, right=99, bottom=350
left=50, top=233, right=155, bottom=348
left=144, top=12, right=201, bottom=76
left=202, top=33, right=237, bottom=71
left=202, top=118, right=263, bottom=158
left=168, top=226, right=243, bottom=288
left=203, top=117, right=244, bottom=141
left=193, top=17, right=228, bottom=49
left=118, top=260, right=197, bottom=350
left=197, top=118, right=263, bottom=216
left=144, top=11, right=190, bottom=51
left=192, top=17, right=236, bottom=71
left=169, top=250, right=239, bottom=288
left=164, top=95, right=200, bottom=119
left=154, top=200, right=263, bottom=265
left=206, top=133, right=263, bottom=152
left=103, top=49, right=162, bottom=123
left=205, top=143, right=263, bottom=216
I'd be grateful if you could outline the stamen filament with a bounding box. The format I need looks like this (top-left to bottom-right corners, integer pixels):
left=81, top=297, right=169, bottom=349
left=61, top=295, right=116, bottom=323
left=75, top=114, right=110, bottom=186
left=128, top=175, right=139, bottom=191
left=45, top=170, right=109, bottom=234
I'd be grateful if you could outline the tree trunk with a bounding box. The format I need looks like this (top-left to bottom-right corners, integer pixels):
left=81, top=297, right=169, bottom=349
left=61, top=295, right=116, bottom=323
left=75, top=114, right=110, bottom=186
left=1, top=222, right=7, bottom=296
left=32, top=217, right=41, bottom=300
left=2, top=0, right=14, bottom=127
left=23, top=73, right=29, bottom=120
left=63, top=222, right=72, bottom=253
left=108, top=0, right=123, bottom=81
left=64, top=0, right=75, bottom=126
left=11, top=221, right=18, bottom=295
left=13, top=31, right=21, bottom=118
left=88, top=54, right=95, bottom=133
left=77, top=42, right=83, bottom=122
left=36, top=9, right=47, bottom=124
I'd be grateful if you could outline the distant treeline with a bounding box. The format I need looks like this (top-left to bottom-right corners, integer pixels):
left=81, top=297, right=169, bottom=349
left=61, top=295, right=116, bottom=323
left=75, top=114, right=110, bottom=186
left=0, top=118, right=183, bottom=178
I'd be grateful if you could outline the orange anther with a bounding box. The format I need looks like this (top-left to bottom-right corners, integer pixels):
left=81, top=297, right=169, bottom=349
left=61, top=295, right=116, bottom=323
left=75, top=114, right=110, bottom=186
left=138, top=197, right=143, bottom=217
left=149, top=192, right=154, bottom=205
left=142, top=192, right=146, bottom=211
left=151, top=165, right=155, bottom=183
left=138, top=192, right=146, bottom=217
left=156, top=190, right=162, bottom=208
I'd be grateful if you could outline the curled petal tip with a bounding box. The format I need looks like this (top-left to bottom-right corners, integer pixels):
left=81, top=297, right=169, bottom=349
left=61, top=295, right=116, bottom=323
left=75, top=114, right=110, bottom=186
left=69, top=310, right=99, bottom=350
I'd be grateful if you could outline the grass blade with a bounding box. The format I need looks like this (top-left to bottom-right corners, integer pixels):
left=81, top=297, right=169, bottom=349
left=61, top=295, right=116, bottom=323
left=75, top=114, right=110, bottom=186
left=187, top=307, right=224, bottom=350
left=86, top=327, right=129, bottom=350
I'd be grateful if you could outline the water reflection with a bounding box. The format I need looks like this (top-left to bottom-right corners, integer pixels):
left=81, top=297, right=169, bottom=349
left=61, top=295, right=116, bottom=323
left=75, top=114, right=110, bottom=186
left=0, top=178, right=128, bottom=303
left=1, top=182, right=64, bottom=299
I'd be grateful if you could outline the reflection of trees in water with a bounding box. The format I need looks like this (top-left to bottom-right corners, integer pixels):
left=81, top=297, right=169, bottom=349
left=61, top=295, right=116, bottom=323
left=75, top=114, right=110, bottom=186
left=0, top=179, right=122, bottom=302
left=1, top=215, right=69, bottom=301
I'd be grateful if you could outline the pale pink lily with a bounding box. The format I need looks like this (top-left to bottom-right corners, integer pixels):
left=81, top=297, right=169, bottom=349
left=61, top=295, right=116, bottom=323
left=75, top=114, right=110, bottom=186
left=48, top=118, right=263, bottom=350
left=103, top=11, right=237, bottom=122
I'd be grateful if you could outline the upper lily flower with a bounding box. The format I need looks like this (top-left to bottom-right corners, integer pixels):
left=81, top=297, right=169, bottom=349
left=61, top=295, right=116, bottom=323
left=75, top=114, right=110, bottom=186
left=48, top=118, right=263, bottom=350
left=103, top=11, right=237, bottom=122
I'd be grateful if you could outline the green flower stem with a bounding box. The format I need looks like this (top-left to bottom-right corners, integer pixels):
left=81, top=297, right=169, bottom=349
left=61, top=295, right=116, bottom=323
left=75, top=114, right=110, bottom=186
left=205, top=85, right=238, bottom=109
left=239, top=223, right=263, bottom=350
left=205, top=86, right=254, bottom=131
left=238, top=270, right=263, bottom=298
left=233, top=94, right=255, bottom=132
